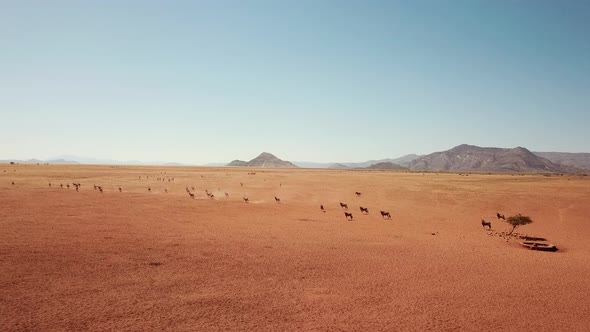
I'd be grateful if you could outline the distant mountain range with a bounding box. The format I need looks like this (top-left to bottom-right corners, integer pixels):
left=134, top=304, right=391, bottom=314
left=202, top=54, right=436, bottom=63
left=0, top=158, right=79, bottom=164
left=227, top=152, right=297, bottom=168
left=533, top=152, right=590, bottom=171
left=3, top=145, right=589, bottom=173
left=293, top=154, right=420, bottom=169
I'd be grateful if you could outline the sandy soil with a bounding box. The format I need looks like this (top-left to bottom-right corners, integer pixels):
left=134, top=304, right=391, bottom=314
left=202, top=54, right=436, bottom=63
left=1, top=164, right=590, bottom=331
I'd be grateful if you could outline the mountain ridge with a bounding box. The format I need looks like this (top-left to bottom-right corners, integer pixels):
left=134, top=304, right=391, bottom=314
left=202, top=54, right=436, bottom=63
left=408, top=144, right=581, bottom=173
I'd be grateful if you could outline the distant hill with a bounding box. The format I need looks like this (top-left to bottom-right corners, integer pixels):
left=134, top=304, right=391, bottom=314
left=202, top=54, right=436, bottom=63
left=408, top=144, right=579, bottom=173
left=227, top=160, right=248, bottom=167
left=533, top=152, right=590, bottom=171
left=46, top=159, right=79, bottom=164
left=365, top=162, right=408, bottom=170
left=0, top=158, right=79, bottom=164
left=329, top=163, right=350, bottom=169
left=226, top=152, right=297, bottom=168
left=292, top=161, right=334, bottom=168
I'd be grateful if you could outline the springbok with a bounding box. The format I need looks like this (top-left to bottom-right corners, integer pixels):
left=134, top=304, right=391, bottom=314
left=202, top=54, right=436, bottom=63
left=119, top=187, right=122, bottom=192
left=60, top=184, right=63, bottom=188
left=274, top=196, right=281, bottom=203
left=355, top=192, right=362, bottom=197
left=344, top=212, right=354, bottom=220
left=148, top=187, right=151, bottom=192
left=225, top=192, right=229, bottom=198
left=481, top=219, right=492, bottom=229
left=496, top=213, right=505, bottom=220
left=188, top=192, right=195, bottom=199
left=320, top=205, right=325, bottom=212
left=11, top=181, right=14, bottom=186
left=48, top=182, right=52, bottom=188
left=243, top=197, right=249, bottom=203
left=380, top=211, right=391, bottom=219
left=210, top=194, right=215, bottom=199
left=360, top=206, right=369, bottom=214
left=339, top=202, right=348, bottom=210
left=99, top=186, right=103, bottom=193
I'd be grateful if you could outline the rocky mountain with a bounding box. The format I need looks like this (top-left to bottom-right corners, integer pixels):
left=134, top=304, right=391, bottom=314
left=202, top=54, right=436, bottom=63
left=226, top=152, right=297, bottom=168
left=365, top=162, right=408, bottom=170
left=533, top=152, right=590, bottom=171
left=408, top=144, right=579, bottom=173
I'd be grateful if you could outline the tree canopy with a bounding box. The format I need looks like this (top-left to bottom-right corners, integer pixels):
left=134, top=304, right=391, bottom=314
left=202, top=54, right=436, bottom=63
left=504, top=214, right=533, bottom=234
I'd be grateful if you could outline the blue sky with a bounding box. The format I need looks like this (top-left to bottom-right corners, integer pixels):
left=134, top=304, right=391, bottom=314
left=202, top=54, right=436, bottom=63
left=1, top=0, right=589, bottom=164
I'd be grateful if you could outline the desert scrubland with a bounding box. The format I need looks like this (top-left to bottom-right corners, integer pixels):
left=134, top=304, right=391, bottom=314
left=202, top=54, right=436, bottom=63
left=1, top=164, right=590, bottom=331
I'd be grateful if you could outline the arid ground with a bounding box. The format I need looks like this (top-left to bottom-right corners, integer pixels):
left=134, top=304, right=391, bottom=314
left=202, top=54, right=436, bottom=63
left=1, top=164, right=590, bottom=331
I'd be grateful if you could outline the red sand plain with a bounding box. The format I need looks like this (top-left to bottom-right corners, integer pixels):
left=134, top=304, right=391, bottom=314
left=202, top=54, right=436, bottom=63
left=1, top=164, right=590, bottom=331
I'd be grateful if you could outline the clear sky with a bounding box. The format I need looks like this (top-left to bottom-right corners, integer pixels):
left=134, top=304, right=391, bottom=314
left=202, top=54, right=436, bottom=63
left=1, top=0, right=589, bottom=164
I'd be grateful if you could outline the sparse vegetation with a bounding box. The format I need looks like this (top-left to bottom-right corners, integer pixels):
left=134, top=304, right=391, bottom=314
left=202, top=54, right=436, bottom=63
left=504, top=214, right=533, bottom=235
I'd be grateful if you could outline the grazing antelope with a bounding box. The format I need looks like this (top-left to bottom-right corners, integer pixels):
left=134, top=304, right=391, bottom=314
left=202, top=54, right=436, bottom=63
left=355, top=191, right=362, bottom=197
left=243, top=197, right=249, bottom=203
left=210, top=194, right=215, bottom=199
left=188, top=192, right=195, bottom=199
left=339, top=202, right=348, bottom=210
left=380, top=211, right=391, bottom=219
left=320, top=205, right=326, bottom=212
left=344, top=212, right=354, bottom=220
left=94, top=184, right=98, bottom=190
left=225, top=192, right=229, bottom=198
left=191, top=186, right=195, bottom=191
left=60, top=184, right=63, bottom=188
left=481, top=219, right=492, bottom=229
left=67, top=184, right=70, bottom=189
left=119, top=187, right=122, bottom=192
left=274, top=196, right=281, bottom=203
left=99, top=186, right=103, bottom=193
left=185, top=187, right=190, bottom=193
left=360, top=206, right=369, bottom=214
left=496, top=213, right=505, bottom=220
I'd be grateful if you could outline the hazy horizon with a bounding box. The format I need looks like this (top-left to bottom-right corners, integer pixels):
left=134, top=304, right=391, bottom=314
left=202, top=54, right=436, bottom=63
left=2, top=1, right=589, bottom=164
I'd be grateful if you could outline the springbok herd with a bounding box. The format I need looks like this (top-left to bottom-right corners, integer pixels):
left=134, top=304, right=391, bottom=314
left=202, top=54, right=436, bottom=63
left=8, top=173, right=396, bottom=222
left=5, top=167, right=520, bottom=229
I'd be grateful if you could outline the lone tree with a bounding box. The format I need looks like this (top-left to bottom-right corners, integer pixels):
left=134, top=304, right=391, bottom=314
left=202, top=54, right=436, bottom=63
left=504, top=214, right=533, bottom=235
